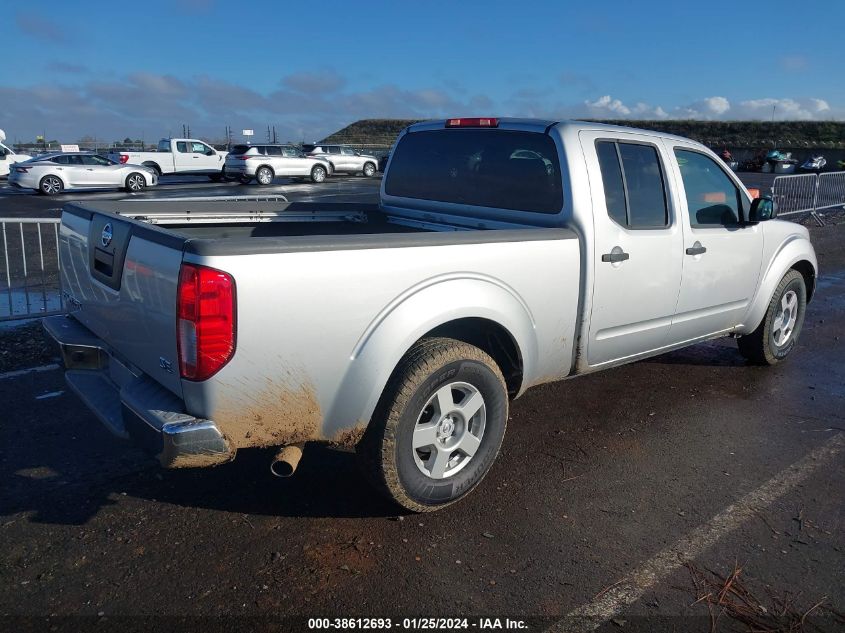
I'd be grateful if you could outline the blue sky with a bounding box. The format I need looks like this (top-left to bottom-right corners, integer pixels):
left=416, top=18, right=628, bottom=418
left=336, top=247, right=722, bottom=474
left=2, top=0, right=843, bottom=143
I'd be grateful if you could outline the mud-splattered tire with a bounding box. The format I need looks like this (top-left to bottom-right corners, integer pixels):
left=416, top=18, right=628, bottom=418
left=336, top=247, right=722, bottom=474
left=738, top=269, right=806, bottom=365
left=356, top=337, right=508, bottom=513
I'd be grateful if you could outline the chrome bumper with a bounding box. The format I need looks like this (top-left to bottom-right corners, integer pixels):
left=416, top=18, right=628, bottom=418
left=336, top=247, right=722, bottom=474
left=43, top=315, right=235, bottom=468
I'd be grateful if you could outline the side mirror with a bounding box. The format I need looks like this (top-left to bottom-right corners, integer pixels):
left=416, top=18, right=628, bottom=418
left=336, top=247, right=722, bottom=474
left=206, top=149, right=215, bottom=156
left=748, top=195, right=776, bottom=223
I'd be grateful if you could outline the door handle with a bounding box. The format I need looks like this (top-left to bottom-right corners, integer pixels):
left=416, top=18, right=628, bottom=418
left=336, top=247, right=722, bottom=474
left=686, top=242, right=707, bottom=256
left=601, top=250, right=630, bottom=263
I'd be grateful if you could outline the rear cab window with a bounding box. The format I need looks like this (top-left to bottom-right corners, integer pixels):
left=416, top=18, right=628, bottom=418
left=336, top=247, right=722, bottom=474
left=385, top=129, right=562, bottom=214
left=595, top=140, right=668, bottom=229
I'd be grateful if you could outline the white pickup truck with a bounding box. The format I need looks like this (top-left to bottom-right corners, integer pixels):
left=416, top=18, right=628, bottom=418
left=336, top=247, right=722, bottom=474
left=0, top=129, right=32, bottom=178
left=108, top=138, right=227, bottom=180
left=45, top=118, right=817, bottom=512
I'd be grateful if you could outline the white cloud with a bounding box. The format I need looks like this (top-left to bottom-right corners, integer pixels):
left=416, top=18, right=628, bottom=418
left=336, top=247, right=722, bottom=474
left=736, top=97, right=833, bottom=120
left=702, top=96, right=731, bottom=115
left=585, top=95, right=631, bottom=116
left=810, top=99, right=830, bottom=113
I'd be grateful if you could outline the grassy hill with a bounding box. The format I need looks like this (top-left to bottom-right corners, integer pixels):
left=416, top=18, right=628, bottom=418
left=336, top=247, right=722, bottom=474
left=323, top=119, right=845, bottom=149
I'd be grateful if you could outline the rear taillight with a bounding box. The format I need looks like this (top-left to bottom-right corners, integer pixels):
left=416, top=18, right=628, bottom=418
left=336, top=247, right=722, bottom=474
left=119, top=154, right=129, bottom=164
left=445, top=117, right=499, bottom=128
left=14, top=166, right=29, bottom=173
left=177, top=263, right=236, bottom=381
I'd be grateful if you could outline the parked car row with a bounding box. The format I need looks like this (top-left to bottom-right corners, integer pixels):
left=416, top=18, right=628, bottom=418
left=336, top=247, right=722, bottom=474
left=8, top=152, right=157, bottom=195
left=2, top=136, right=382, bottom=194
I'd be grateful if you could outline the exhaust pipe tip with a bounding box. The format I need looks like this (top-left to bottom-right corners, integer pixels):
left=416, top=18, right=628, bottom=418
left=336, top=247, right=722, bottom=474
left=270, top=443, right=304, bottom=478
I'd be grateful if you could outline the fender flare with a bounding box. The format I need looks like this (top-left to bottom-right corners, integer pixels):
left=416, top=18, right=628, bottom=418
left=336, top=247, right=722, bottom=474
left=321, top=274, right=537, bottom=439
left=739, top=234, right=817, bottom=334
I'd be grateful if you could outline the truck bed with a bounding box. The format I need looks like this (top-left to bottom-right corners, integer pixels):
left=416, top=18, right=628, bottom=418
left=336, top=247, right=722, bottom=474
left=54, top=197, right=581, bottom=464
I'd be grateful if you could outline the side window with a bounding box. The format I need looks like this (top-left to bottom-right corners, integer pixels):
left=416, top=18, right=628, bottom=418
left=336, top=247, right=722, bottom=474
left=341, top=147, right=355, bottom=156
left=265, top=146, right=282, bottom=156
left=327, top=146, right=341, bottom=155
left=67, top=155, right=84, bottom=165
left=191, top=142, right=208, bottom=153
left=674, top=149, right=742, bottom=227
left=52, top=155, right=69, bottom=165
left=595, top=140, right=668, bottom=229
left=595, top=142, right=627, bottom=226
left=282, top=147, right=297, bottom=157
left=176, top=142, right=189, bottom=153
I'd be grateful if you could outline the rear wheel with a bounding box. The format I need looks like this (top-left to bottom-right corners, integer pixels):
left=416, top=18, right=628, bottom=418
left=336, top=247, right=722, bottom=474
left=356, top=337, right=508, bottom=512
left=39, top=175, right=63, bottom=196
left=738, top=269, right=807, bottom=365
left=124, top=172, right=146, bottom=192
left=310, top=164, right=327, bottom=183
left=256, top=166, right=274, bottom=186
left=363, top=162, right=376, bottom=177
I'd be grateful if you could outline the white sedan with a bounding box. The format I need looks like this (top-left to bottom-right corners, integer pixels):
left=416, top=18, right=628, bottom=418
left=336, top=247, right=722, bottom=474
left=8, top=152, right=158, bottom=195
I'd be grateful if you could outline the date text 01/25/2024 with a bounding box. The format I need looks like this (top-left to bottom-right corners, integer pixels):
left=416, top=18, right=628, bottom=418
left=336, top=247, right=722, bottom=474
left=307, top=617, right=528, bottom=630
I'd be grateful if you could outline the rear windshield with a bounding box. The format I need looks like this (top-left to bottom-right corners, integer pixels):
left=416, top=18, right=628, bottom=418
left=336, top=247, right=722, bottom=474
left=385, top=129, right=562, bottom=214
left=230, top=145, right=252, bottom=154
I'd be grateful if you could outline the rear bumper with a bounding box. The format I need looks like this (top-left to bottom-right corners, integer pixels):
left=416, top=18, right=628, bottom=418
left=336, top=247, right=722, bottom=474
left=43, top=315, right=235, bottom=468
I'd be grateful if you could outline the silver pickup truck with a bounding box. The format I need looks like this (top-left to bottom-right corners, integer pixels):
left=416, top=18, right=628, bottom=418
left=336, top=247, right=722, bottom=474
left=45, top=118, right=817, bottom=512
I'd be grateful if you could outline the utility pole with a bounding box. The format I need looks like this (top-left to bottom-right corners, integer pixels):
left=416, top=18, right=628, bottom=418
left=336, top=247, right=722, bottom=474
left=272, top=125, right=277, bottom=144
left=771, top=105, right=776, bottom=122
left=187, top=125, right=191, bottom=138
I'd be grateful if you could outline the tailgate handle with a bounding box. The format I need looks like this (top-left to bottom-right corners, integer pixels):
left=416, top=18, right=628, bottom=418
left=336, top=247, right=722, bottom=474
left=93, top=248, right=114, bottom=277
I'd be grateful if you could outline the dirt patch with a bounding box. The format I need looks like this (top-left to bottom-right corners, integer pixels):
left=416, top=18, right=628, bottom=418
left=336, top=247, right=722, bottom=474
left=166, top=450, right=235, bottom=469
left=330, top=422, right=367, bottom=449
left=214, top=373, right=322, bottom=449
left=0, top=320, right=60, bottom=373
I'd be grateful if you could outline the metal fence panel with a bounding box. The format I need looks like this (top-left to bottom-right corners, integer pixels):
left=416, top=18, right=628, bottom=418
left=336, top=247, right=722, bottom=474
left=772, top=173, right=818, bottom=217
left=0, top=218, right=64, bottom=321
left=816, top=172, right=845, bottom=212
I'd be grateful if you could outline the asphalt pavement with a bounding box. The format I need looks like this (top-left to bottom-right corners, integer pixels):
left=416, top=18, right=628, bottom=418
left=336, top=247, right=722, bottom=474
left=0, top=172, right=843, bottom=633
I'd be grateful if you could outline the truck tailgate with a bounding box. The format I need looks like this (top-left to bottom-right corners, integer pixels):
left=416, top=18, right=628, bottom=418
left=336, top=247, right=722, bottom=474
left=59, top=206, right=184, bottom=397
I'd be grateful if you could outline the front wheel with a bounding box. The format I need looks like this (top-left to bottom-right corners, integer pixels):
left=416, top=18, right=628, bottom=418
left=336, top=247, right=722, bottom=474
left=39, top=175, right=63, bottom=196
left=255, top=166, right=274, bottom=186
left=310, top=164, right=327, bottom=183
left=363, top=162, right=376, bottom=177
left=738, top=269, right=807, bottom=365
left=124, top=172, right=146, bottom=192
left=356, top=337, right=508, bottom=512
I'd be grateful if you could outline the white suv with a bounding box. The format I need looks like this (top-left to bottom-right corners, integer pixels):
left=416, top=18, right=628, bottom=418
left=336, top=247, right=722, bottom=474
left=302, top=144, right=379, bottom=177
left=224, top=144, right=332, bottom=185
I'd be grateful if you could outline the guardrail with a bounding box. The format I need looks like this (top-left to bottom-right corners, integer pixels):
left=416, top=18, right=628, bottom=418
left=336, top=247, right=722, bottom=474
left=1, top=218, right=63, bottom=322
left=772, top=171, right=845, bottom=225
